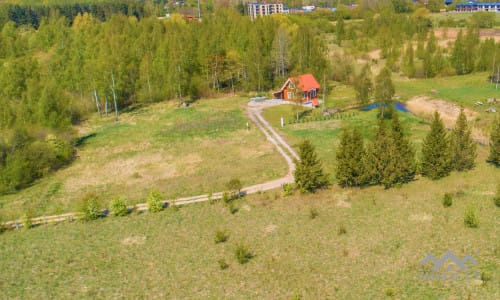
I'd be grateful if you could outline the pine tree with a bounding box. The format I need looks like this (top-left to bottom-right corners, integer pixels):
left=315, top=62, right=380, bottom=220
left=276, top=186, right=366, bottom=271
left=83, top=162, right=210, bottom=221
left=335, top=128, right=365, bottom=187
left=487, top=116, right=500, bottom=166
left=294, top=140, right=329, bottom=193
left=353, top=64, right=373, bottom=105
left=374, top=67, right=395, bottom=119
left=421, top=112, right=452, bottom=179
left=451, top=109, right=476, bottom=171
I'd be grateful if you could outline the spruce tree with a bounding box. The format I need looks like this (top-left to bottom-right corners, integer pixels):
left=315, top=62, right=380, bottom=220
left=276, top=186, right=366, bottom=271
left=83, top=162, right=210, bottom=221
left=294, top=140, right=329, bottom=193
left=487, top=116, right=500, bottom=166
left=353, top=64, right=373, bottom=105
left=451, top=109, right=476, bottom=171
left=335, top=128, right=365, bottom=187
left=362, top=120, right=391, bottom=185
left=421, top=112, right=452, bottom=179
left=374, top=67, right=395, bottom=119
left=388, top=111, right=416, bottom=185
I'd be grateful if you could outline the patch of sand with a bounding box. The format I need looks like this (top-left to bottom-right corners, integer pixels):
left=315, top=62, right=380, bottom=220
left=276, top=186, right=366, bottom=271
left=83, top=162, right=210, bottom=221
left=264, top=224, right=278, bottom=234
left=336, top=193, right=352, bottom=208
left=121, top=235, right=146, bottom=246
left=406, top=96, right=488, bottom=143
left=409, top=213, right=433, bottom=222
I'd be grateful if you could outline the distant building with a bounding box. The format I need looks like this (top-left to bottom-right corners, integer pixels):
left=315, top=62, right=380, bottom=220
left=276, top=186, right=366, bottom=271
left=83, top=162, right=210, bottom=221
left=273, top=74, right=321, bottom=107
left=456, top=2, right=500, bottom=12
left=248, top=2, right=284, bottom=20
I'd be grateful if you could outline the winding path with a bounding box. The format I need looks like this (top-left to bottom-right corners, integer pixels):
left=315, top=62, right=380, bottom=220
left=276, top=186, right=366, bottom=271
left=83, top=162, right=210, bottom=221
left=4, top=101, right=297, bottom=227
left=167, top=101, right=297, bottom=205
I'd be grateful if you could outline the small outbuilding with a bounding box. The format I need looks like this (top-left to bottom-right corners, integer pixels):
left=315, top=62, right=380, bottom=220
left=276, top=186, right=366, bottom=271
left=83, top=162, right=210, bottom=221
left=273, top=73, right=320, bottom=107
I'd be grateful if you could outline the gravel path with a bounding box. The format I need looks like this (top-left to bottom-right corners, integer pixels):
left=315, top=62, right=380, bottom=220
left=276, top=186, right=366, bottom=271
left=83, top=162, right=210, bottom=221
left=4, top=101, right=298, bottom=227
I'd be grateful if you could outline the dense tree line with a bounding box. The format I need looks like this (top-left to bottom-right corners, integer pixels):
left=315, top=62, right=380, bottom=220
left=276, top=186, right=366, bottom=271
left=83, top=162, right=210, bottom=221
left=0, top=0, right=149, bottom=28
left=336, top=109, right=477, bottom=187
left=0, top=8, right=331, bottom=193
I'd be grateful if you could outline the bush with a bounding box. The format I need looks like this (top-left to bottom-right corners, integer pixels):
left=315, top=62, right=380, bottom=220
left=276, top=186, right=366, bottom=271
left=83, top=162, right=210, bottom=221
left=282, top=183, right=293, bottom=196
left=494, top=184, right=500, bottom=208
left=218, top=258, right=229, bottom=270
left=214, top=230, right=229, bottom=244
left=442, top=193, right=453, bottom=207
left=81, top=195, right=101, bottom=221
left=221, top=191, right=231, bottom=204
left=338, top=224, right=347, bottom=235
left=464, top=205, right=479, bottom=228
left=110, top=197, right=128, bottom=217
left=21, top=213, right=32, bottom=229
left=309, top=207, right=318, bottom=219
left=148, top=190, right=164, bottom=213
left=226, top=178, right=243, bottom=199
left=234, top=243, right=253, bottom=264
left=228, top=202, right=238, bottom=214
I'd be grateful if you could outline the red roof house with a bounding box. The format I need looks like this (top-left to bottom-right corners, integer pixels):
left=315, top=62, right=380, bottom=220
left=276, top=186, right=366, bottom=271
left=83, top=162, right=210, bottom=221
left=273, top=73, right=320, bottom=106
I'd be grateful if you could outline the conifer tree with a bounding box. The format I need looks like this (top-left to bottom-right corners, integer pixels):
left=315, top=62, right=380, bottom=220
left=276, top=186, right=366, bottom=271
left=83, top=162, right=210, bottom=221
left=451, top=109, right=476, bottom=171
left=335, top=128, right=365, bottom=187
left=388, top=111, right=416, bottom=185
left=294, top=140, right=329, bottom=193
left=403, top=42, right=416, bottom=78
left=421, top=112, right=452, bottom=179
left=487, top=116, right=500, bottom=166
left=362, top=120, right=391, bottom=185
left=374, top=67, right=395, bottom=119
left=353, top=64, right=373, bottom=105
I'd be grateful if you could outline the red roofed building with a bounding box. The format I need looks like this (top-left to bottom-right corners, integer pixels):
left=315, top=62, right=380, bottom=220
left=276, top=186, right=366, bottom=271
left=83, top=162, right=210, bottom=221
left=273, top=73, right=320, bottom=106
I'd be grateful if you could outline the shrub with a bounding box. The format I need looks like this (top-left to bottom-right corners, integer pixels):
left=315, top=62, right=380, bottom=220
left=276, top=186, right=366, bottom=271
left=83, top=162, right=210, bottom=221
left=226, top=178, right=242, bottom=199
left=309, top=207, right=319, bottom=219
left=214, top=230, right=229, bottom=244
left=494, top=184, right=500, bottom=208
left=81, top=195, right=101, bottom=220
left=228, top=202, right=238, bottom=214
left=148, top=190, right=164, bottom=213
left=282, top=183, right=293, bottom=196
left=221, top=191, right=231, bottom=204
left=21, top=213, right=32, bottom=229
left=110, top=197, right=128, bottom=216
left=218, top=259, right=229, bottom=270
left=338, top=224, right=347, bottom=235
left=234, top=243, right=253, bottom=264
left=464, top=205, right=479, bottom=228
left=385, top=288, right=395, bottom=297
left=442, top=193, right=453, bottom=207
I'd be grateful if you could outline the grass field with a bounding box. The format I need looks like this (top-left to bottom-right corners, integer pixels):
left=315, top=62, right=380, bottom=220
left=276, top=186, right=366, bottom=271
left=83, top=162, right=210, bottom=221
left=0, top=158, right=498, bottom=299
left=0, top=97, right=287, bottom=219
left=263, top=105, right=430, bottom=179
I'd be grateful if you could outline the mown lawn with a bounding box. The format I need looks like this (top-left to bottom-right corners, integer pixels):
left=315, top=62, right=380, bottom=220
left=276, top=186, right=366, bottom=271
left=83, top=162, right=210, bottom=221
left=0, top=157, right=498, bottom=299
left=0, top=97, right=287, bottom=219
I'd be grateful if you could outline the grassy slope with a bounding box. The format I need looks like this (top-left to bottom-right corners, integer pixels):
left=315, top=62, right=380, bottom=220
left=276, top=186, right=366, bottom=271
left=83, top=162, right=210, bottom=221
left=0, top=97, right=287, bottom=219
left=0, top=161, right=498, bottom=299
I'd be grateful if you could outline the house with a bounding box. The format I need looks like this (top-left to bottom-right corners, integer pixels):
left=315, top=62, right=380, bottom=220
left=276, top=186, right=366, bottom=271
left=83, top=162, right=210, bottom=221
left=456, top=2, right=500, bottom=12
left=273, top=73, right=320, bottom=106
left=248, top=2, right=284, bottom=20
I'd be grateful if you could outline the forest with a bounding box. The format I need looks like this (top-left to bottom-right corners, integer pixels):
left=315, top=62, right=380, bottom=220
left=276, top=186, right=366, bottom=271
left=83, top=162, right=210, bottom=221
left=1, top=0, right=500, bottom=194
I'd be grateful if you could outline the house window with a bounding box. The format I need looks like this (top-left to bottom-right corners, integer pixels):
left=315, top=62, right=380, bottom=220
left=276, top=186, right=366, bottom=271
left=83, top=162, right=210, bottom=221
left=287, top=92, right=292, bottom=99
left=311, top=89, right=316, bottom=97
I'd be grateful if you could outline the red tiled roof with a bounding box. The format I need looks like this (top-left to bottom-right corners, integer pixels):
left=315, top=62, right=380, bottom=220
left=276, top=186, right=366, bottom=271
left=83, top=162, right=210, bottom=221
left=293, top=73, right=320, bottom=92
left=275, top=73, right=320, bottom=94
